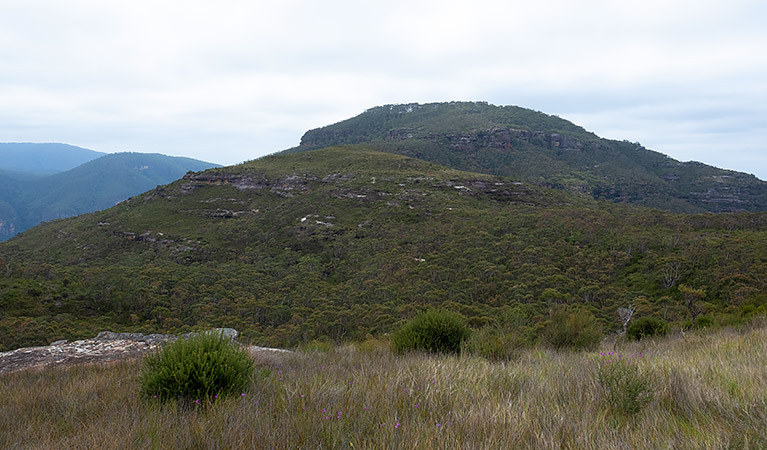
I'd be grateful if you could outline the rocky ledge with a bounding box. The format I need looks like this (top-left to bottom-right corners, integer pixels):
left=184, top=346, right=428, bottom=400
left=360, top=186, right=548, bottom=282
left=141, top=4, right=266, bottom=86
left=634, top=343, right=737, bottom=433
left=0, top=328, right=288, bottom=375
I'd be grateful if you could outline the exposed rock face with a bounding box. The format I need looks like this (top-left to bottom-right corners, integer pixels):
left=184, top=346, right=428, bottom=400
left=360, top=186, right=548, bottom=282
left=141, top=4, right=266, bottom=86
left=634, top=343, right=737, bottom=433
left=0, top=328, right=282, bottom=375
left=300, top=128, right=359, bottom=147
left=438, top=128, right=583, bottom=152
left=181, top=172, right=269, bottom=192
left=302, top=125, right=585, bottom=153
left=180, top=171, right=320, bottom=198
left=270, top=174, right=318, bottom=197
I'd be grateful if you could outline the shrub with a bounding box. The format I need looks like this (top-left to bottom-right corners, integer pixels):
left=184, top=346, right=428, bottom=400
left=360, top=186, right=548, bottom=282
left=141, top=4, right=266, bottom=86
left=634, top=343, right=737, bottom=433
left=461, top=327, right=524, bottom=361
left=392, top=309, right=470, bottom=354
left=597, top=355, right=653, bottom=416
left=139, top=331, right=254, bottom=403
left=626, top=316, right=669, bottom=340
left=543, top=306, right=602, bottom=350
left=695, top=315, right=714, bottom=328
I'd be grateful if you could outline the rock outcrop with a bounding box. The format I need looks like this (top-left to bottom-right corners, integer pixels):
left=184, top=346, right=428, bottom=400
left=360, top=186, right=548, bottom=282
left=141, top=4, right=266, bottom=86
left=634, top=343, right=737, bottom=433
left=434, top=128, right=583, bottom=152
left=181, top=172, right=269, bottom=192
left=0, top=333, right=164, bottom=375
left=0, top=328, right=286, bottom=375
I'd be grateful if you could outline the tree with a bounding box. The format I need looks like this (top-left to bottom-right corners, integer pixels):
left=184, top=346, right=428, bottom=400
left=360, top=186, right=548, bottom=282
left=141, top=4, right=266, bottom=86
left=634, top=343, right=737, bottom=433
left=678, top=284, right=705, bottom=327
left=617, top=304, right=636, bottom=335
left=660, top=260, right=682, bottom=289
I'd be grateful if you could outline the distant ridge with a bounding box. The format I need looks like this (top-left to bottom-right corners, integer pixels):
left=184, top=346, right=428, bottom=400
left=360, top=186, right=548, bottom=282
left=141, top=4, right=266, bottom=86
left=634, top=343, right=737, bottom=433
left=0, top=151, right=219, bottom=240
left=0, top=143, right=105, bottom=175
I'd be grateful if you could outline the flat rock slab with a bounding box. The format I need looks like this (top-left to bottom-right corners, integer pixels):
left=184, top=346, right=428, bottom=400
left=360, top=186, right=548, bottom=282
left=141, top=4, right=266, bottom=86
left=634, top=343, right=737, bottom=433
left=0, top=328, right=289, bottom=375
left=0, top=338, right=160, bottom=375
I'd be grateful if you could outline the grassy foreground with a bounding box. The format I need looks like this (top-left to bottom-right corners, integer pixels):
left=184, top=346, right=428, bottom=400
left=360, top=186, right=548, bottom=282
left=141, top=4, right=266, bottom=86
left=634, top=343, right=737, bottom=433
left=2, top=324, right=766, bottom=449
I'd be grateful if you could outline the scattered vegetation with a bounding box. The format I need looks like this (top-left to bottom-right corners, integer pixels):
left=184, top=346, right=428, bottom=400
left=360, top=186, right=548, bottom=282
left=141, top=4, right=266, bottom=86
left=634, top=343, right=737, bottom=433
left=139, top=331, right=254, bottom=403
left=2, top=322, right=767, bottom=449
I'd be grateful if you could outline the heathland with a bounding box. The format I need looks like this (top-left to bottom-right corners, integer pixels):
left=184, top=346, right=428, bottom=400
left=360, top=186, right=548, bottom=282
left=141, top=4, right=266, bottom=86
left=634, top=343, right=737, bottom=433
left=1, top=102, right=766, bottom=350
left=1, top=323, right=766, bottom=449
left=2, top=101, right=767, bottom=448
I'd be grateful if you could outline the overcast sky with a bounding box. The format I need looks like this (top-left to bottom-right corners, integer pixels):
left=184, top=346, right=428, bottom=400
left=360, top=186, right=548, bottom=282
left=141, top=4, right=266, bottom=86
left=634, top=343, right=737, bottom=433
left=1, top=0, right=766, bottom=179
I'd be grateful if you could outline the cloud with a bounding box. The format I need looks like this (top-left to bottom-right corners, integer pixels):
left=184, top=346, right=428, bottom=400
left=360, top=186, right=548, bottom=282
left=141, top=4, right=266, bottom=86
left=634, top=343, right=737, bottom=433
left=0, top=0, right=765, bottom=178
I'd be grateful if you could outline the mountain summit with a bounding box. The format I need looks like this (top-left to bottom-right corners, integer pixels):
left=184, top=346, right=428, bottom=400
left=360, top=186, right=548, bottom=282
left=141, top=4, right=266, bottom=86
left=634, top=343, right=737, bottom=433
left=289, top=102, right=767, bottom=213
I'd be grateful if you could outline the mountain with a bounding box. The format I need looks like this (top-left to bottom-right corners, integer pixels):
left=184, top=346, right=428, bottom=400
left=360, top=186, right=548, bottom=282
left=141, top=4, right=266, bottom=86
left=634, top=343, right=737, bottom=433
left=2, top=146, right=766, bottom=350
left=287, top=102, right=767, bottom=213
left=0, top=143, right=105, bottom=175
left=0, top=152, right=219, bottom=241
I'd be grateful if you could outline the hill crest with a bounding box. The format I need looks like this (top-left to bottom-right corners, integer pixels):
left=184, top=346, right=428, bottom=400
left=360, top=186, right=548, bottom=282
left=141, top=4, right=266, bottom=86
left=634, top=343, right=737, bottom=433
left=287, top=101, right=767, bottom=213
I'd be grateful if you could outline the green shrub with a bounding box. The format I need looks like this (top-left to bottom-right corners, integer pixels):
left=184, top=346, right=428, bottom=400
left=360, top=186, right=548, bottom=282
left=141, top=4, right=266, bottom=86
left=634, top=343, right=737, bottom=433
left=543, top=306, right=602, bottom=350
left=462, top=327, right=524, bottom=361
left=626, top=316, right=669, bottom=340
left=392, top=309, right=470, bottom=354
left=139, top=331, right=254, bottom=403
left=695, top=315, right=714, bottom=328
left=597, top=355, right=653, bottom=416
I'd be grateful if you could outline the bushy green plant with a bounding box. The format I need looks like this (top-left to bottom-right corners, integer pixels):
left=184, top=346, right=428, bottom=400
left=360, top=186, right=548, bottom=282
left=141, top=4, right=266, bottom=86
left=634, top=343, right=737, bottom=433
left=392, top=309, right=470, bottom=354
left=597, top=355, right=653, bottom=416
left=543, top=306, right=602, bottom=350
left=626, top=316, right=669, bottom=340
left=695, top=315, right=714, bottom=328
left=139, top=331, right=254, bottom=403
left=461, top=327, right=525, bottom=361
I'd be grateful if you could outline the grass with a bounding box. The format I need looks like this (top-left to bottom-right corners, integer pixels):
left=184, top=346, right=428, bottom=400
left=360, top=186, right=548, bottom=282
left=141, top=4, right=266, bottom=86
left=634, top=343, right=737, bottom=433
left=2, top=323, right=767, bottom=449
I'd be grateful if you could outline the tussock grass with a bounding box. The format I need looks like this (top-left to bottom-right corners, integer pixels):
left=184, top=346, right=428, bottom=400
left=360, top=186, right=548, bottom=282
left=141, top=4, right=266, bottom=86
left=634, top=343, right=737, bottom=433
left=2, top=324, right=767, bottom=449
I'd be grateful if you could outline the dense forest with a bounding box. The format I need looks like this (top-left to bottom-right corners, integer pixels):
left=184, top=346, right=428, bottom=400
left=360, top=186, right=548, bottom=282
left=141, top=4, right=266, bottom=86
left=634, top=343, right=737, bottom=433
left=2, top=146, right=766, bottom=351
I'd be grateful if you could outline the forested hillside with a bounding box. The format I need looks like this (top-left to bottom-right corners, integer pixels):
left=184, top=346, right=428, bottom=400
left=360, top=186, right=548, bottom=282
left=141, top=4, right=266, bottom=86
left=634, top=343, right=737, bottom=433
left=2, top=147, right=766, bottom=350
left=288, top=102, right=767, bottom=213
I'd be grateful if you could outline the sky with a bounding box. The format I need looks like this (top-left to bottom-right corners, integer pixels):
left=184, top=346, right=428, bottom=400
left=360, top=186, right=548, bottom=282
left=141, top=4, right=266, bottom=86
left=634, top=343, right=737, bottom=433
left=1, top=0, right=766, bottom=179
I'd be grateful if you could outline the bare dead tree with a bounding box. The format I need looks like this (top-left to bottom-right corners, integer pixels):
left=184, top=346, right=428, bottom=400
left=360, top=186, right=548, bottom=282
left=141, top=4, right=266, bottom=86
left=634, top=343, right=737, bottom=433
left=617, top=304, right=636, bottom=335
left=660, top=262, right=681, bottom=289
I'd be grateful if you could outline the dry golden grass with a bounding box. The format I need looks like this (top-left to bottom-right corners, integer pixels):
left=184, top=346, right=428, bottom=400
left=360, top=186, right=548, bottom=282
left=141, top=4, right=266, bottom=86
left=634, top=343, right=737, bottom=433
left=2, top=323, right=766, bottom=449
